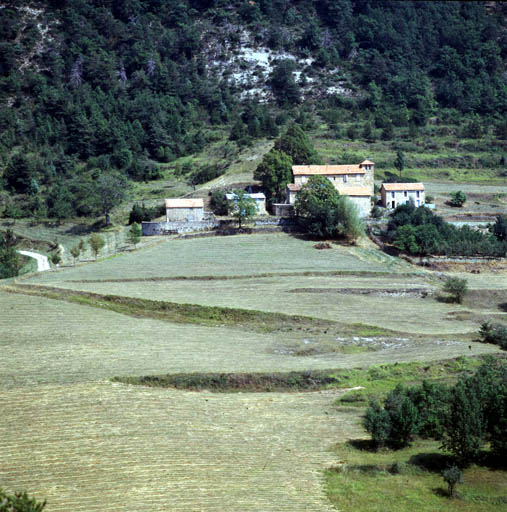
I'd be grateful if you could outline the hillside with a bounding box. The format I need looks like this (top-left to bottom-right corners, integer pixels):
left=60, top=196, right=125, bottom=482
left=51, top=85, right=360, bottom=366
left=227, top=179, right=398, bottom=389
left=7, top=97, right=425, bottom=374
left=0, top=0, right=506, bottom=221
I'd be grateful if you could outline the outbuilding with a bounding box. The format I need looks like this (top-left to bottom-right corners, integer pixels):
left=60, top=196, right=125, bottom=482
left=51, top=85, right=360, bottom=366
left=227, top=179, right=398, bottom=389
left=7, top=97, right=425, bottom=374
left=380, top=183, right=425, bottom=209
left=165, top=198, right=205, bottom=222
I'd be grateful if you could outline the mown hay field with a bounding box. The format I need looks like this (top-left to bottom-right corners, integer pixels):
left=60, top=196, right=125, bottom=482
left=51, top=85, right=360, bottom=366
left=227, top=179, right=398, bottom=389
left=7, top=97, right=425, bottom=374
left=27, top=272, right=506, bottom=335
left=3, top=231, right=505, bottom=511
left=0, top=289, right=499, bottom=511
left=29, top=233, right=415, bottom=282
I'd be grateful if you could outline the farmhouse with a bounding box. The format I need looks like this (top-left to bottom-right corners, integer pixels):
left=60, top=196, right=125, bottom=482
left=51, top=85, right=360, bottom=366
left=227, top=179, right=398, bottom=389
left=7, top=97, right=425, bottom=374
left=225, top=192, right=267, bottom=215
left=165, top=198, right=205, bottom=222
left=380, top=183, right=425, bottom=209
left=280, top=160, right=375, bottom=217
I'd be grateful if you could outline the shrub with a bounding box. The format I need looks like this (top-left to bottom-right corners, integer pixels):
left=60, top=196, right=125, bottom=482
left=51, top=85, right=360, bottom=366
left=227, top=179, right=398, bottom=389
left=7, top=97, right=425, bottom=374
left=363, top=400, right=391, bottom=448
left=478, top=321, right=507, bottom=349
left=209, top=189, right=229, bottom=216
left=442, top=277, right=468, bottom=304
left=449, top=190, right=466, bottom=207
left=314, top=242, right=332, bottom=250
left=425, top=195, right=434, bottom=203
left=442, top=466, right=463, bottom=498
left=89, top=233, right=105, bottom=260
left=0, top=489, right=46, bottom=511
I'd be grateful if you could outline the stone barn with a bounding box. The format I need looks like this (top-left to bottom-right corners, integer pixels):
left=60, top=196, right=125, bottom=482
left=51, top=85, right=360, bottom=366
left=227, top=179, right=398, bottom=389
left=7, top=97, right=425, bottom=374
left=165, top=198, right=205, bottom=222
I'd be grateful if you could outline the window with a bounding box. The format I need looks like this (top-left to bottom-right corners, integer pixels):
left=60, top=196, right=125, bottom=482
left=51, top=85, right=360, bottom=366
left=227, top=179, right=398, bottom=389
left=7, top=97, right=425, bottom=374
left=391, top=192, right=395, bottom=198
left=404, top=191, right=408, bottom=197
left=343, top=175, right=348, bottom=183
left=356, top=174, right=361, bottom=182
left=416, top=191, right=420, bottom=198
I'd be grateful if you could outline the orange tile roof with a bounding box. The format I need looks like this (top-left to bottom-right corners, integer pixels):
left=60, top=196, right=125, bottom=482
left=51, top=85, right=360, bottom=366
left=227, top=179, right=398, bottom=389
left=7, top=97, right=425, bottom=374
left=336, top=186, right=372, bottom=197
left=165, top=198, right=204, bottom=208
left=292, top=165, right=365, bottom=175
left=381, top=183, right=424, bottom=191
left=360, top=160, right=375, bottom=166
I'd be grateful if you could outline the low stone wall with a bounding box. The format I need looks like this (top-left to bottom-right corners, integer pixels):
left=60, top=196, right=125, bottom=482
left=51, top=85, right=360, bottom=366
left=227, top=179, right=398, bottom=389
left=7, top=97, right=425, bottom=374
left=142, top=219, right=219, bottom=235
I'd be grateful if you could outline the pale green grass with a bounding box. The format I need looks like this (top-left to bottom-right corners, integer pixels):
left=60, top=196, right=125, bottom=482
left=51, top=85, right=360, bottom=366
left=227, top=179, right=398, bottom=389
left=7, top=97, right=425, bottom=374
left=1, top=291, right=496, bottom=389
left=0, top=382, right=356, bottom=512
left=28, top=274, right=500, bottom=335
left=26, top=233, right=416, bottom=283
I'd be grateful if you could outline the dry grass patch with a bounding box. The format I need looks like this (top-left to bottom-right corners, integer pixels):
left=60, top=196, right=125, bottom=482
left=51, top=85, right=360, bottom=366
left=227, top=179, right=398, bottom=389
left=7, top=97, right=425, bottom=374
left=0, top=382, right=360, bottom=511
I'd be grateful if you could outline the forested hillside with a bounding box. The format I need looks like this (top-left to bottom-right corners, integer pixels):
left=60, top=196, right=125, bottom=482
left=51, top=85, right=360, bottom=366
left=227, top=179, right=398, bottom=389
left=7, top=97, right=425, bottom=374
left=0, top=0, right=506, bottom=219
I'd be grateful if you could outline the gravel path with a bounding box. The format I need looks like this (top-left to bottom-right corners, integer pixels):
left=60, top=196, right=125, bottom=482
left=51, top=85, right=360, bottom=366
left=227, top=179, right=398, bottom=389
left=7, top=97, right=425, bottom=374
left=17, top=250, right=50, bottom=271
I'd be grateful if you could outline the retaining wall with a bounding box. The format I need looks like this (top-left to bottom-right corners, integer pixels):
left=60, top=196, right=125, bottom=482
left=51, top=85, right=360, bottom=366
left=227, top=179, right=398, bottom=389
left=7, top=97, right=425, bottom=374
left=142, top=219, right=219, bottom=235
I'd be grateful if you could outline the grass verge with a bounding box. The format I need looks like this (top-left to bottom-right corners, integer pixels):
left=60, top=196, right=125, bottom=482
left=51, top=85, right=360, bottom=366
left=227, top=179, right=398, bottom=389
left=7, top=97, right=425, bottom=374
left=112, top=370, right=340, bottom=392
left=326, top=439, right=507, bottom=512
left=112, top=355, right=502, bottom=394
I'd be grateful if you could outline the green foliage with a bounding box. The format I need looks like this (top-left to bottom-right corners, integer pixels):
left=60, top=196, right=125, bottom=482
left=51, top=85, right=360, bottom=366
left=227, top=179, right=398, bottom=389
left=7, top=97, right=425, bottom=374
left=295, top=175, right=341, bottom=238
left=209, top=190, right=229, bottom=216
left=442, top=465, right=463, bottom=498
left=295, top=176, right=364, bottom=241
left=387, top=203, right=507, bottom=257
left=0, top=229, right=20, bottom=278
left=88, top=233, right=105, bottom=260
left=50, top=252, right=61, bottom=266
left=128, top=203, right=162, bottom=225
left=3, top=154, right=34, bottom=193
left=478, top=321, right=507, bottom=350
left=442, top=277, right=468, bottom=304
left=253, top=149, right=293, bottom=203
left=0, top=489, right=46, bottom=512
left=363, top=400, right=391, bottom=448
left=406, top=380, right=450, bottom=440
left=490, top=214, right=507, bottom=241
left=268, top=59, right=301, bottom=105
left=229, top=190, right=257, bottom=229
left=70, top=244, right=80, bottom=265
left=335, top=196, right=365, bottom=242
left=394, top=151, right=405, bottom=178
left=442, top=380, right=484, bottom=465
left=383, top=385, right=420, bottom=448
left=449, top=191, right=467, bottom=207
left=273, top=124, right=322, bottom=165
left=127, top=222, right=142, bottom=248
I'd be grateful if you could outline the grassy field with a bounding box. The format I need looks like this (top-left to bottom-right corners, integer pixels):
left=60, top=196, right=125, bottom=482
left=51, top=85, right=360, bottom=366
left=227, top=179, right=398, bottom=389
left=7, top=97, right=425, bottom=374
left=2, top=228, right=506, bottom=510
left=24, top=234, right=506, bottom=336
left=326, top=439, right=507, bottom=512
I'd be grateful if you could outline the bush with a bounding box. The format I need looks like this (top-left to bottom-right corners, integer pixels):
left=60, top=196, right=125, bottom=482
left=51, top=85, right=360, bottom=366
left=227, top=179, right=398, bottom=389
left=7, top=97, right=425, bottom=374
left=363, top=385, right=420, bottom=449
left=442, top=277, right=468, bottom=304
left=478, top=321, right=507, bottom=349
left=449, top=190, right=466, bottom=207
left=442, top=466, right=463, bottom=498
left=209, top=189, right=229, bottom=216
left=0, top=489, right=46, bottom=511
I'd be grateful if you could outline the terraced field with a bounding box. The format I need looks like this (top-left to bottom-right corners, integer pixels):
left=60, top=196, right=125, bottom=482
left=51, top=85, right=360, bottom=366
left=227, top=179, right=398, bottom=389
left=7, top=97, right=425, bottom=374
left=2, top=233, right=505, bottom=511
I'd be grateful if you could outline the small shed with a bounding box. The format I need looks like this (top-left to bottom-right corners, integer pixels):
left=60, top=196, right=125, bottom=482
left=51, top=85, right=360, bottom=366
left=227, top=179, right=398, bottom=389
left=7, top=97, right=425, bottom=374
left=380, top=183, right=425, bottom=209
left=165, top=198, right=205, bottom=222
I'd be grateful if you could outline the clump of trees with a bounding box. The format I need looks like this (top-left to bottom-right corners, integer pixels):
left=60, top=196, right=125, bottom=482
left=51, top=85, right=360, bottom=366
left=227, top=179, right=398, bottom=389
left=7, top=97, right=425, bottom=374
left=254, top=125, right=322, bottom=206
left=295, top=175, right=364, bottom=242
left=363, top=359, right=507, bottom=466
left=387, top=203, right=507, bottom=257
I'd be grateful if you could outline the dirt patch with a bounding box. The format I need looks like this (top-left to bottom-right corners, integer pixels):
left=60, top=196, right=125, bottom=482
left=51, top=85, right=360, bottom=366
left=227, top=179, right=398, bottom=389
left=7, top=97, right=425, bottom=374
left=288, top=287, right=432, bottom=298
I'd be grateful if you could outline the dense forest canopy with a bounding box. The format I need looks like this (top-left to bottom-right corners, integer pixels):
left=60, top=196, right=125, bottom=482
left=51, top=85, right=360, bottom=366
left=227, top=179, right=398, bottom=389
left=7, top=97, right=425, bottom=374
left=0, top=0, right=505, bottom=219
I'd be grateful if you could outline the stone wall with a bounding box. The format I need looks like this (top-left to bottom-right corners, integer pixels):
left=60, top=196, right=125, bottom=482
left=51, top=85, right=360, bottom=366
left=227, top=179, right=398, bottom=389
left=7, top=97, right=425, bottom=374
left=142, top=219, right=218, bottom=235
